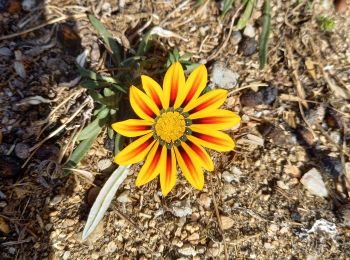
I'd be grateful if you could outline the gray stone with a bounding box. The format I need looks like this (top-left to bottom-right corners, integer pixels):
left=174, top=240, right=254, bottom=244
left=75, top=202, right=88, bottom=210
left=300, top=168, right=328, bottom=197
left=210, top=62, right=239, bottom=89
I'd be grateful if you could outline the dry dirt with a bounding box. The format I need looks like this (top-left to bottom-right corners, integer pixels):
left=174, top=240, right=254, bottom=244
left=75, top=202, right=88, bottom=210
left=1, top=0, right=350, bottom=259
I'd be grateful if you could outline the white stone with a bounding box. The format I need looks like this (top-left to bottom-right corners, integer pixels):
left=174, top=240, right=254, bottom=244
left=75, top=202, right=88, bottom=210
left=222, top=171, right=236, bottom=183
left=243, top=24, right=256, bottom=38
left=171, top=200, right=192, bottom=217
left=22, top=0, right=36, bottom=11
left=62, top=251, right=70, bottom=260
left=107, top=241, right=117, bottom=253
left=178, top=244, right=197, bottom=256
left=300, top=168, right=328, bottom=197
left=210, top=62, right=239, bottom=89
left=117, top=191, right=130, bottom=203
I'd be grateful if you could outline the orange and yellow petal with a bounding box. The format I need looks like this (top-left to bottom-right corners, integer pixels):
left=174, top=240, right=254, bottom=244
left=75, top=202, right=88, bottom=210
left=184, top=140, right=214, bottom=171
left=163, top=62, right=186, bottom=109
left=190, top=109, right=241, bottom=130
left=130, top=86, right=160, bottom=121
left=160, top=147, right=177, bottom=196
left=135, top=142, right=162, bottom=186
left=183, top=89, right=228, bottom=114
left=180, top=64, right=208, bottom=108
left=141, top=75, right=164, bottom=109
left=114, top=133, right=155, bottom=165
left=174, top=146, right=204, bottom=190
left=112, top=119, right=153, bottom=137
left=188, top=125, right=235, bottom=152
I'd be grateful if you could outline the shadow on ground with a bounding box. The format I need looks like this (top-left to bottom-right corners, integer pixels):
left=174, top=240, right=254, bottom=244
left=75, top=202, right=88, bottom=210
left=0, top=0, right=82, bottom=258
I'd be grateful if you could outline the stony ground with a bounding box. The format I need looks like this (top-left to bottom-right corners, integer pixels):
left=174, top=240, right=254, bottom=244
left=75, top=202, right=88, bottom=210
left=1, top=0, right=350, bottom=259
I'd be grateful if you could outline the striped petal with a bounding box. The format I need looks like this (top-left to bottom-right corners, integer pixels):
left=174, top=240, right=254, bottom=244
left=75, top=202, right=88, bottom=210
left=160, top=147, right=177, bottom=196
left=190, top=109, right=241, bottom=130
left=112, top=119, right=153, bottom=137
left=141, top=75, right=164, bottom=109
left=180, top=64, right=208, bottom=108
left=184, top=140, right=214, bottom=171
left=135, top=142, right=162, bottom=186
left=130, top=86, right=160, bottom=121
left=174, top=146, right=204, bottom=190
left=163, top=62, right=186, bottom=109
left=188, top=125, right=235, bottom=152
left=114, top=133, right=155, bottom=165
left=183, top=89, right=228, bottom=114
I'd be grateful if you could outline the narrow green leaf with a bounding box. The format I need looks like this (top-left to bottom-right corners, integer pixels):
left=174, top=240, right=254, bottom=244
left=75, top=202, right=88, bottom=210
left=221, top=0, right=235, bottom=17
left=82, top=165, right=130, bottom=240
left=65, top=132, right=100, bottom=169
left=136, top=29, right=153, bottom=56
left=259, top=0, right=271, bottom=70
left=77, top=65, right=118, bottom=84
left=80, top=80, right=111, bottom=89
left=77, top=108, right=110, bottom=141
left=237, top=0, right=255, bottom=30
left=88, top=15, right=121, bottom=65
left=114, top=133, right=124, bottom=155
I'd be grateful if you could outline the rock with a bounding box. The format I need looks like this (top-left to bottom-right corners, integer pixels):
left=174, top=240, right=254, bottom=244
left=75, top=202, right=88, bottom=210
left=305, top=106, right=325, bottom=125
left=222, top=171, right=236, bottom=183
left=117, top=191, right=130, bottom=203
left=284, top=165, right=301, bottom=178
left=178, top=244, right=197, bottom=256
left=210, top=62, right=239, bottom=89
left=35, top=144, right=60, bottom=160
left=0, top=216, right=10, bottom=234
left=187, top=232, right=200, bottom=243
left=62, top=251, right=70, bottom=260
left=50, top=195, right=63, bottom=206
left=107, top=241, right=117, bottom=253
left=21, top=0, right=36, bottom=11
left=0, top=47, right=12, bottom=56
left=300, top=168, right=328, bottom=197
left=277, top=180, right=289, bottom=190
left=97, top=158, right=114, bottom=173
left=222, top=184, right=236, bottom=199
left=334, top=0, right=347, bottom=13
left=240, top=86, right=278, bottom=107
left=243, top=24, right=256, bottom=38
left=239, top=36, right=257, bottom=56
left=0, top=155, right=21, bottom=179
left=231, top=31, right=242, bottom=44
left=15, top=142, right=30, bottom=159
left=207, top=242, right=223, bottom=257
left=330, top=131, right=341, bottom=144
left=87, top=186, right=101, bottom=207
left=198, top=193, right=211, bottom=208
left=171, top=200, right=192, bottom=217
left=220, top=216, right=234, bottom=230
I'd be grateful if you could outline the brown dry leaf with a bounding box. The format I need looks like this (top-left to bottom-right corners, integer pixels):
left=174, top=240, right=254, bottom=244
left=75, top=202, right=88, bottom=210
left=220, top=216, right=234, bottom=230
left=0, top=217, right=10, bottom=234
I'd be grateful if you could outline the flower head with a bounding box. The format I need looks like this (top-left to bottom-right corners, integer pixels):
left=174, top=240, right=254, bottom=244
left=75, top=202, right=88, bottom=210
left=112, top=62, right=240, bottom=196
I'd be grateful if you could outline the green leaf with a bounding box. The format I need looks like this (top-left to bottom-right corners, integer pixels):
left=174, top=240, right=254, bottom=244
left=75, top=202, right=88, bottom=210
left=82, top=165, right=130, bottom=240
left=80, top=79, right=112, bottom=89
left=236, top=0, right=255, bottom=30
left=114, top=133, right=124, bottom=155
left=136, top=29, right=153, bottom=57
left=221, top=0, right=235, bottom=17
left=88, top=15, right=122, bottom=65
left=65, top=132, right=100, bottom=169
left=77, top=65, right=118, bottom=84
left=77, top=107, right=110, bottom=141
left=259, top=0, right=271, bottom=70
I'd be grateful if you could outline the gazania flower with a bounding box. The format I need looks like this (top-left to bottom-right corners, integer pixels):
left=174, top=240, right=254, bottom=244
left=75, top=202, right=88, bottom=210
left=112, top=62, right=240, bottom=196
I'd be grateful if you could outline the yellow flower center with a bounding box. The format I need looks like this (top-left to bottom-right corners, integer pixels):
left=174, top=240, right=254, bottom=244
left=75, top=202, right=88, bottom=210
left=155, top=111, right=185, bottom=143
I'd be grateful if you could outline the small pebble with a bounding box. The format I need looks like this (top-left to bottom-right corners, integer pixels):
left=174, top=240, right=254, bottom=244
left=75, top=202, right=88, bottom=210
left=231, top=31, right=242, bottom=44
left=220, top=215, right=234, bottom=230
left=171, top=200, right=192, bottom=217
left=178, top=244, right=197, bottom=256
left=243, top=24, right=256, bottom=38
left=300, top=168, right=328, bottom=197
left=87, top=186, right=101, bottom=207
left=15, top=142, right=30, bottom=159
left=210, top=62, right=239, bottom=89
left=239, top=36, right=257, bottom=56
left=117, top=190, right=130, bottom=203
left=222, top=171, right=236, bottom=183
left=62, top=251, right=70, bottom=260
left=198, top=193, right=211, bottom=208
